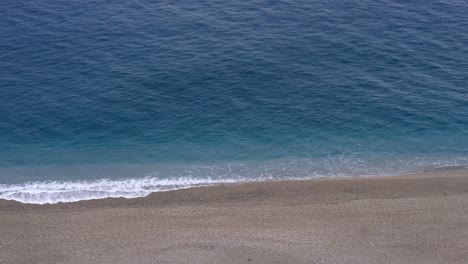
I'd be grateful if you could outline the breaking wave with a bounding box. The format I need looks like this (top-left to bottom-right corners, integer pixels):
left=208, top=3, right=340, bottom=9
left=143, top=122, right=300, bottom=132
left=0, top=177, right=263, bottom=204
left=1, top=155, right=467, bottom=204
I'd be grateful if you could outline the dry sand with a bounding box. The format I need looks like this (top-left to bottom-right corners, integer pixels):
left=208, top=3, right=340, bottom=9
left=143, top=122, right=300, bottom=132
left=1, top=168, right=468, bottom=264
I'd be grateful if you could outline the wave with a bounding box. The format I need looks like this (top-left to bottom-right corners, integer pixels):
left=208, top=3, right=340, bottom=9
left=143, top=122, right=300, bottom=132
left=1, top=155, right=467, bottom=204
left=0, top=177, right=269, bottom=205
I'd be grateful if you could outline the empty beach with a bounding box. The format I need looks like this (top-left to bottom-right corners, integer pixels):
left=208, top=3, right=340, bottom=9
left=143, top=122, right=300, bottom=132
left=1, top=168, right=467, bottom=264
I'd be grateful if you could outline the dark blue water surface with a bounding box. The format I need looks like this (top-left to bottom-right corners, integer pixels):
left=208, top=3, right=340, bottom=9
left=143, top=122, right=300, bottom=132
left=0, top=0, right=467, bottom=201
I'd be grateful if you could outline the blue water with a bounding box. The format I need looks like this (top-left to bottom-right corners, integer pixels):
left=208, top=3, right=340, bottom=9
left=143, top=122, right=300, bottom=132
left=1, top=0, right=467, bottom=203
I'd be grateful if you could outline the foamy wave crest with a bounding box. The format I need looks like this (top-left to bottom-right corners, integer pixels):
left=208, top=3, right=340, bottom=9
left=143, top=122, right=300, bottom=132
left=0, top=177, right=260, bottom=204
left=1, top=155, right=467, bottom=204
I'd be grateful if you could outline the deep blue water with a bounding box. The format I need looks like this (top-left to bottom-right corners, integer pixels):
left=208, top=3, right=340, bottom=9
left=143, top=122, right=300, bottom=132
left=0, top=0, right=467, bottom=203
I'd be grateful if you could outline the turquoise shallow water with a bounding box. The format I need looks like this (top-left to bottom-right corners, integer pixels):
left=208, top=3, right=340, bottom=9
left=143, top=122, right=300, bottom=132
left=0, top=0, right=467, bottom=203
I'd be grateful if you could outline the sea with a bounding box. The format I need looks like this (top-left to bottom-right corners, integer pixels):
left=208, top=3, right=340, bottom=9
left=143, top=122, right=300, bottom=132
left=0, top=0, right=467, bottom=204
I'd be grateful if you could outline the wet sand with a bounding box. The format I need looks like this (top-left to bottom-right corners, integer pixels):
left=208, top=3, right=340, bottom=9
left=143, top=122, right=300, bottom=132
left=1, top=168, right=468, bottom=264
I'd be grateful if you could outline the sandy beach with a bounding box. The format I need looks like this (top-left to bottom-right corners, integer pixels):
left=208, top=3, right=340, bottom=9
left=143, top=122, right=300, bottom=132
left=1, top=168, right=467, bottom=264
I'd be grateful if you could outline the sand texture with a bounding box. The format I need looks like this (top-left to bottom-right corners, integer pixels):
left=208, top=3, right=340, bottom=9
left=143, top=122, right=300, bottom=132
left=1, top=168, right=468, bottom=264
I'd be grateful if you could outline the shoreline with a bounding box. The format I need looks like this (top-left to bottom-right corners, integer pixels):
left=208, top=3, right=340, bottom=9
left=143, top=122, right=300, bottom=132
left=1, top=168, right=467, bottom=263
left=1, top=166, right=466, bottom=206
left=1, top=165, right=467, bottom=205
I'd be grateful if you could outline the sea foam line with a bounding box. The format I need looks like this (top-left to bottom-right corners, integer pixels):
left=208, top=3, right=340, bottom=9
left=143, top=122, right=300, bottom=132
left=1, top=157, right=467, bottom=204
left=0, top=176, right=274, bottom=205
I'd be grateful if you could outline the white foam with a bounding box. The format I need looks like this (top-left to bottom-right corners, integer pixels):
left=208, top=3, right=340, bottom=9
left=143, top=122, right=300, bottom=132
left=0, top=177, right=263, bottom=204
left=1, top=156, right=466, bottom=204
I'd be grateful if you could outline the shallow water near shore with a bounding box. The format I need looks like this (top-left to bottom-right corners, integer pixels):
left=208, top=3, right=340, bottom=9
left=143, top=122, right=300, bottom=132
left=0, top=0, right=467, bottom=203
